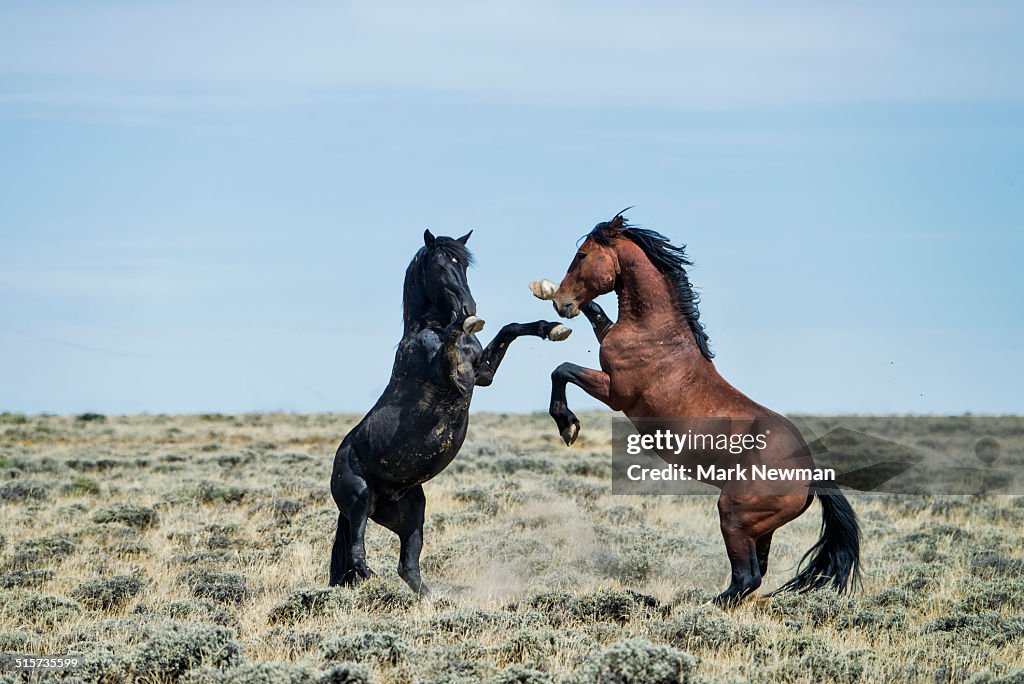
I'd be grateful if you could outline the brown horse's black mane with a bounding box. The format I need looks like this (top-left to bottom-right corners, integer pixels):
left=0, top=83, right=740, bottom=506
left=588, top=215, right=714, bottom=360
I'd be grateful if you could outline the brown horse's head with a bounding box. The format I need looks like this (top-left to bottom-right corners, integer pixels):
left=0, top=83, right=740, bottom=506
left=547, top=211, right=715, bottom=360
left=550, top=215, right=627, bottom=318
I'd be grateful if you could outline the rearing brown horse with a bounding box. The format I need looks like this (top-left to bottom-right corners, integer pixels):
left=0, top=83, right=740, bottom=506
left=532, top=212, right=860, bottom=606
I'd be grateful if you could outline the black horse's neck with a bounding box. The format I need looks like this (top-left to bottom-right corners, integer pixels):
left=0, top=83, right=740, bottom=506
left=402, top=253, right=453, bottom=335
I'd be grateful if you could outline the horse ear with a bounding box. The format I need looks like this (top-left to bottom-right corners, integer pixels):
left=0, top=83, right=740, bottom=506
left=424, top=229, right=436, bottom=247
left=605, top=215, right=626, bottom=235
left=456, top=230, right=473, bottom=244
left=606, top=206, right=634, bottom=235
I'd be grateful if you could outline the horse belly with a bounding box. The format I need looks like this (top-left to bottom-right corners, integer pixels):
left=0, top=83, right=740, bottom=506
left=370, top=409, right=469, bottom=487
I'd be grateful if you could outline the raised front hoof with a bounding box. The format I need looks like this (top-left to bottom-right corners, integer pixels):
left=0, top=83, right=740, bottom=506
left=560, top=421, right=580, bottom=446
left=529, top=279, right=557, bottom=300
left=546, top=324, right=572, bottom=342
left=462, top=316, right=485, bottom=334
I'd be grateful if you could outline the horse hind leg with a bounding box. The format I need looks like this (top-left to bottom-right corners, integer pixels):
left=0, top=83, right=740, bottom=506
left=715, top=528, right=762, bottom=607
left=713, top=495, right=765, bottom=607
left=715, top=492, right=809, bottom=605
left=330, top=445, right=375, bottom=586
left=371, top=485, right=430, bottom=596
left=329, top=513, right=351, bottom=586
left=756, top=531, right=774, bottom=578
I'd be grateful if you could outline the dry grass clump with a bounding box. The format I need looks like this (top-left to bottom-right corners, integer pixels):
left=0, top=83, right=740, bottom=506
left=2, top=412, right=1024, bottom=682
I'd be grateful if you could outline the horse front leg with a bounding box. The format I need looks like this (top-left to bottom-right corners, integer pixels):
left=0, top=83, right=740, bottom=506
left=475, top=321, right=572, bottom=386
left=580, top=301, right=614, bottom=342
left=549, top=362, right=612, bottom=446
left=438, top=315, right=485, bottom=394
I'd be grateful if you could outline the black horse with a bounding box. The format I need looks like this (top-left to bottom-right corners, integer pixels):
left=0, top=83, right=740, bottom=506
left=329, top=229, right=571, bottom=594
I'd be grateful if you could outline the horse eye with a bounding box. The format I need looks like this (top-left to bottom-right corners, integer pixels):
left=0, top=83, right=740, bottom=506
left=575, top=252, right=587, bottom=261
left=452, top=258, right=458, bottom=263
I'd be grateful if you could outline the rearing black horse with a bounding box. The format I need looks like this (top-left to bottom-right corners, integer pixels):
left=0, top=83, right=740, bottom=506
left=330, top=229, right=571, bottom=594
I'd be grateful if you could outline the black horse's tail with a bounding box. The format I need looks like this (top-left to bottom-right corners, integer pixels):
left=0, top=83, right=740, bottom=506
left=775, top=484, right=861, bottom=594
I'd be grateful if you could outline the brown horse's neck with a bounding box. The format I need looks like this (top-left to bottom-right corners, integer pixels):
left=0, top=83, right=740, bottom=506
left=614, top=241, right=708, bottom=362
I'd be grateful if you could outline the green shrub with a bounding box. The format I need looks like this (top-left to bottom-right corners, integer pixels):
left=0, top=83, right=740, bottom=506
left=488, top=629, right=559, bottom=667
left=179, top=569, right=249, bottom=604
left=454, top=486, right=501, bottom=516
left=73, top=642, right=131, bottom=683
left=177, top=481, right=249, bottom=504
left=568, top=638, right=695, bottom=684
left=322, top=631, right=410, bottom=666
left=112, top=540, right=150, bottom=557
left=132, top=623, right=242, bottom=681
left=183, top=662, right=322, bottom=684
left=486, top=664, right=553, bottom=684
left=268, top=586, right=351, bottom=624
left=0, top=628, right=33, bottom=651
left=0, top=478, right=48, bottom=501
left=261, top=627, right=324, bottom=657
left=5, top=535, right=76, bottom=570
left=660, top=608, right=763, bottom=652
left=164, top=599, right=236, bottom=628
left=0, top=568, right=54, bottom=589
left=970, top=550, right=1024, bottom=578
left=64, top=475, right=101, bottom=495
left=319, top=663, right=372, bottom=684
left=354, top=577, right=418, bottom=612
left=92, top=503, right=159, bottom=529
left=268, top=498, right=306, bottom=518
left=760, top=590, right=855, bottom=628
left=0, top=590, right=82, bottom=628
left=575, top=588, right=661, bottom=624
left=836, top=609, right=907, bottom=631
left=71, top=574, right=145, bottom=610
left=923, top=613, right=1024, bottom=646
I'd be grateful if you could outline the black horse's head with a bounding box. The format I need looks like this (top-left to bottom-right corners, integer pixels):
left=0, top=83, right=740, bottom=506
left=404, top=229, right=476, bottom=330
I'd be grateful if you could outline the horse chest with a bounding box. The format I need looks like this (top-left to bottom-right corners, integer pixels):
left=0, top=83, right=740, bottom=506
left=452, top=334, right=482, bottom=388
left=600, top=329, right=691, bottom=402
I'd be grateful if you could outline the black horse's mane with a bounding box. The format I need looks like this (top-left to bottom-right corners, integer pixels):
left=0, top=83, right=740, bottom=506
left=403, top=237, right=475, bottom=332
left=589, top=216, right=714, bottom=360
left=427, top=237, right=475, bottom=269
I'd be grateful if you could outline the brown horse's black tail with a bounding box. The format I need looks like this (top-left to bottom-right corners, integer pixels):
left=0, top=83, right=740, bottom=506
left=775, top=485, right=861, bottom=594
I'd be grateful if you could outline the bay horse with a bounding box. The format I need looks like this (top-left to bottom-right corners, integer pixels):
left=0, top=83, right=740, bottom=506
left=531, top=212, right=859, bottom=606
left=330, top=229, right=570, bottom=594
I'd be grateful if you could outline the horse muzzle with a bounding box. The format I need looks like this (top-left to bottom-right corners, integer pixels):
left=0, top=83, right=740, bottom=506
left=553, top=299, right=581, bottom=319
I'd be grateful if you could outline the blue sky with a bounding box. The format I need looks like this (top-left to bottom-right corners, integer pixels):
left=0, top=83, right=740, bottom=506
left=1, top=1, right=1022, bottom=415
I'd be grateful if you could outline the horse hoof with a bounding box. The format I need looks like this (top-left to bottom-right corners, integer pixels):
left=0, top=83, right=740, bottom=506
left=561, top=423, right=580, bottom=446
left=548, top=324, right=572, bottom=341
left=463, top=316, right=485, bottom=334
left=529, top=279, right=557, bottom=300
